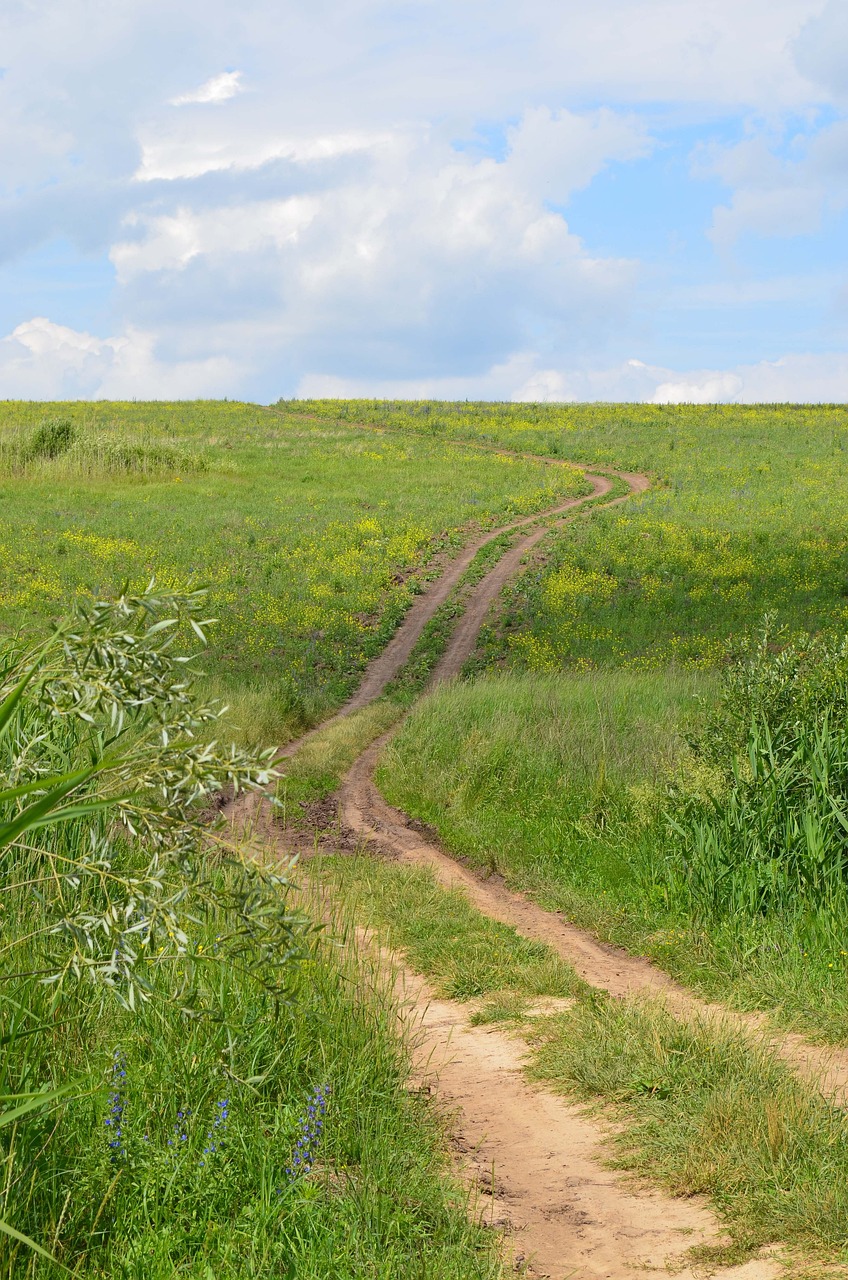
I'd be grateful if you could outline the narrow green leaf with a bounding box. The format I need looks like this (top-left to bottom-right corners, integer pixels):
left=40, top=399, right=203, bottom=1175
left=0, top=638, right=55, bottom=741
left=0, top=796, right=126, bottom=850
left=0, top=764, right=104, bottom=807
left=0, top=1085, right=72, bottom=1129
left=0, top=770, right=97, bottom=850
left=0, top=1217, right=67, bottom=1267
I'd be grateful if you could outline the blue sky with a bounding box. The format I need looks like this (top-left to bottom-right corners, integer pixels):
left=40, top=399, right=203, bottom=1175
left=1, top=0, right=848, bottom=402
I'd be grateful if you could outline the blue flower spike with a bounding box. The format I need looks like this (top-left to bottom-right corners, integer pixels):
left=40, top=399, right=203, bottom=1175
left=283, top=1084, right=331, bottom=1184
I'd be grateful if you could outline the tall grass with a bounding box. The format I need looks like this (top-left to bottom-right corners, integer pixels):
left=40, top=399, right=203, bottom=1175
left=0, top=417, right=207, bottom=478
left=666, top=620, right=848, bottom=923
left=0, top=594, right=500, bottom=1277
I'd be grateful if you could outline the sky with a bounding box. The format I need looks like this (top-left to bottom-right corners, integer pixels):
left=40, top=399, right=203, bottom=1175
left=1, top=0, right=848, bottom=403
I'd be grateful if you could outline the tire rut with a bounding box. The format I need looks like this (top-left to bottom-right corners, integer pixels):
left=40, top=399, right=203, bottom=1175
left=276, top=468, right=618, bottom=759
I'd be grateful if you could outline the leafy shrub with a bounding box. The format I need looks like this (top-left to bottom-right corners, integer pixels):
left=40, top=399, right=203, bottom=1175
left=28, top=417, right=77, bottom=459
left=0, top=585, right=310, bottom=1270
left=667, top=617, right=848, bottom=920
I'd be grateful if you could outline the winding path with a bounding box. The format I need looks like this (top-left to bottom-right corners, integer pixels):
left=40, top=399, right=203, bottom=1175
left=240, top=441, right=835, bottom=1277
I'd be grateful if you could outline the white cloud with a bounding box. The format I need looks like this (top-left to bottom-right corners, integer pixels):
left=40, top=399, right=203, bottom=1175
left=135, top=126, right=394, bottom=182
left=651, top=353, right=848, bottom=402
left=170, top=71, right=243, bottom=107
left=0, top=318, right=241, bottom=399
left=111, top=198, right=320, bottom=280
left=6, top=318, right=848, bottom=406
left=297, top=352, right=558, bottom=401
left=653, top=372, right=744, bottom=402
left=0, top=0, right=845, bottom=399
left=298, top=350, right=848, bottom=404
left=700, top=119, right=848, bottom=247
left=794, top=0, right=848, bottom=99
left=112, top=113, right=644, bottom=379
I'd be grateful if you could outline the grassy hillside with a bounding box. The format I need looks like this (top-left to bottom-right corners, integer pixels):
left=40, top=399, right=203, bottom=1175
left=379, top=655, right=848, bottom=1043
left=8, top=397, right=848, bottom=1272
left=271, top=401, right=848, bottom=1042
left=0, top=401, right=586, bottom=743
left=294, top=400, right=848, bottom=668
left=0, top=587, right=504, bottom=1278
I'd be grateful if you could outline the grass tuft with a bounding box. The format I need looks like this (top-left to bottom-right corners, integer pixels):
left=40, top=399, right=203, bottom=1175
left=312, top=854, right=586, bottom=1004
left=530, top=994, right=848, bottom=1262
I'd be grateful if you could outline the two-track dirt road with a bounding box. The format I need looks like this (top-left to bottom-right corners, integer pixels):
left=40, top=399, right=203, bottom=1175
left=231, top=448, right=837, bottom=1277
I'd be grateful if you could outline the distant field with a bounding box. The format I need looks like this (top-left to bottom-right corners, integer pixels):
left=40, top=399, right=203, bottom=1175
left=0, top=401, right=586, bottom=741
left=294, top=400, right=848, bottom=668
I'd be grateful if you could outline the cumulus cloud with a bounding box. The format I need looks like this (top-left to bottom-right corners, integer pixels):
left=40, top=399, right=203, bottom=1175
left=110, top=112, right=644, bottom=382
left=170, top=70, right=243, bottom=107
left=651, top=353, right=848, bottom=403
left=699, top=120, right=848, bottom=246
left=794, top=0, right=848, bottom=99
left=110, top=198, right=321, bottom=280
left=298, top=350, right=848, bottom=404
left=135, top=126, right=392, bottom=183
left=0, top=318, right=241, bottom=399
left=1, top=0, right=846, bottom=400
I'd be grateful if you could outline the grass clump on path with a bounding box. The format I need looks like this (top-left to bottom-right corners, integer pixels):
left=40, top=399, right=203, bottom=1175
left=312, top=854, right=585, bottom=1006
left=277, top=700, right=403, bottom=813
left=531, top=994, right=848, bottom=1269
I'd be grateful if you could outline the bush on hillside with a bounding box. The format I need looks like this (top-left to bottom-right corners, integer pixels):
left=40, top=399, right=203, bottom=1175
left=667, top=617, right=848, bottom=921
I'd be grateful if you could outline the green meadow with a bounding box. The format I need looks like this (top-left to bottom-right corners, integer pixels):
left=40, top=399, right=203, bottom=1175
left=282, top=400, right=848, bottom=1042
left=296, top=400, right=848, bottom=668
left=0, top=401, right=586, bottom=745
left=6, top=397, right=848, bottom=1275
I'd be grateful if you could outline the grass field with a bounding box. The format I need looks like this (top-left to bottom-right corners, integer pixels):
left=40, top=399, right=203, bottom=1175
left=0, top=400, right=596, bottom=1276
left=271, top=399, right=848, bottom=1044
left=7, top=396, right=848, bottom=1274
left=295, top=400, right=848, bottom=669
left=0, top=401, right=586, bottom=744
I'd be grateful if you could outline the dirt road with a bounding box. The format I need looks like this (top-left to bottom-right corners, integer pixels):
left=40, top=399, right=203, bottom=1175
left=237, top=450, right=818, bottom=1277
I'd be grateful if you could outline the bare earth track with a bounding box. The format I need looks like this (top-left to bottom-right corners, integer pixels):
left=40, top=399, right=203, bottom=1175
left=230, top=450, right=839, bottom=1277
left=393, top=964, right=779, bottom=1280
left=277, top=467, right=620, bottom=755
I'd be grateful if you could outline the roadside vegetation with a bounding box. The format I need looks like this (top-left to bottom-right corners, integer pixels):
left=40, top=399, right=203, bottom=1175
left=9, top=397, right=848, bottom=1274
left=380, top=643, right=848, bottom=1043
left=315, top=851, right=848, bottom=1272
left=0, top=587, right=502, bottom=1277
